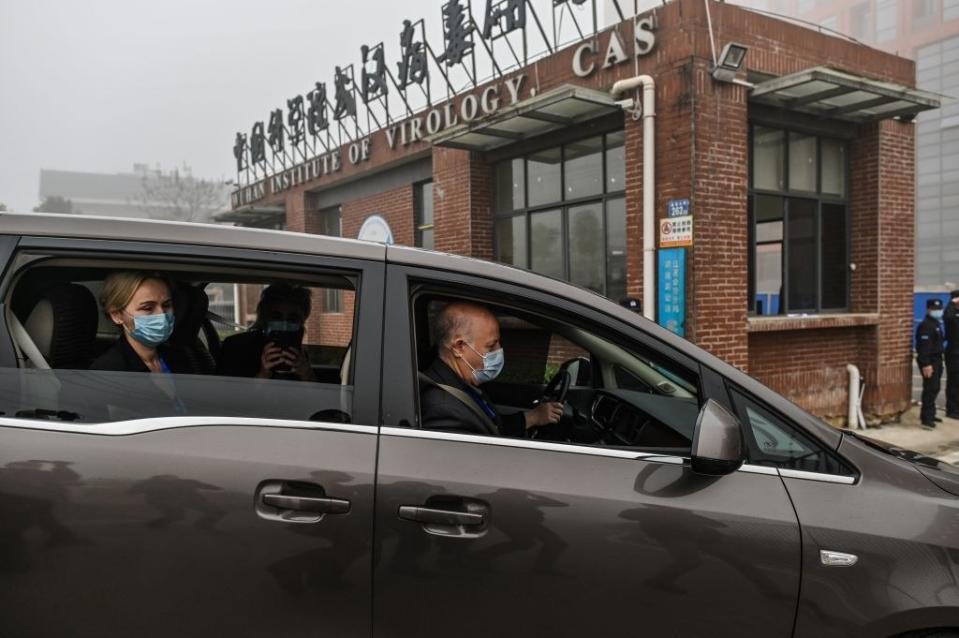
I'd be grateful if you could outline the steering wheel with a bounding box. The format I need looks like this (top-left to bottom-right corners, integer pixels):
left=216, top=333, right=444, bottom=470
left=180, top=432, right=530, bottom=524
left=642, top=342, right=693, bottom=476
left=542, top=367, right=571, bottom=403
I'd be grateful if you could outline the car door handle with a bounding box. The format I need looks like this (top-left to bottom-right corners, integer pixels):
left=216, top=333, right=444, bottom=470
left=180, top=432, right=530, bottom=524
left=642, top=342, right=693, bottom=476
left=262, top=493, right=351, bottom=515
left=398, top=505, right=485, bottom=526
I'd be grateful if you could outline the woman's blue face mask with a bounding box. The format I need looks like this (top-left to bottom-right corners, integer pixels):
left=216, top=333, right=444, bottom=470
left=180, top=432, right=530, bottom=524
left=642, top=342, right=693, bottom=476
left=126, top=311, right=175, bottom=347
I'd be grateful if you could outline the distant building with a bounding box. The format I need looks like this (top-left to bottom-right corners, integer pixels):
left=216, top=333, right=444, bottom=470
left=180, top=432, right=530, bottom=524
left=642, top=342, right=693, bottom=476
left=37, top=164, right=231, bottom=224
left=737, top=0, right=959, bottom=289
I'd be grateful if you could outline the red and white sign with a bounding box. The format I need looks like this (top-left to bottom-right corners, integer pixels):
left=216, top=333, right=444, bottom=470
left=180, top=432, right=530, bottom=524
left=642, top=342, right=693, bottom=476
left=660, top=215, right=693, bottom=248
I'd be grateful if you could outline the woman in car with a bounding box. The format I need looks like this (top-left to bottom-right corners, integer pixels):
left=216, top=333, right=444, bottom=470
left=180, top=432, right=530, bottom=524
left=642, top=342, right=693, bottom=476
left=90, top=271, right=187, bottom=373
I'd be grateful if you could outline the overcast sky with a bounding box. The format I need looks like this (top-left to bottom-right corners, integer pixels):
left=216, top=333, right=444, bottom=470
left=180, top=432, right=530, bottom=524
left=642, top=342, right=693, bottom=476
left=0, top=0, right=463, bottom=212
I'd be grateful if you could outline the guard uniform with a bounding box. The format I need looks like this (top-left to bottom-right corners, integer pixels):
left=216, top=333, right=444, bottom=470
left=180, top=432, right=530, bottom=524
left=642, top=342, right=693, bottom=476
left=942, top=290, right=959, bottom=418
left=916, top=298, right=945, bottom=427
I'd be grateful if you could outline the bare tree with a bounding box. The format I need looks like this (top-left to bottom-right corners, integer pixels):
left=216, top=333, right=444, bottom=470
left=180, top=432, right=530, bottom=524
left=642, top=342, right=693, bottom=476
left=134, top=166, right=227, bottom=223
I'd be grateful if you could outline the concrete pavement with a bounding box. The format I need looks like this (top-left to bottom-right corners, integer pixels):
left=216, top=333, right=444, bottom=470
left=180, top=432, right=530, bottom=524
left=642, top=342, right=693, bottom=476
left=855, top=405, right=959, bottom=464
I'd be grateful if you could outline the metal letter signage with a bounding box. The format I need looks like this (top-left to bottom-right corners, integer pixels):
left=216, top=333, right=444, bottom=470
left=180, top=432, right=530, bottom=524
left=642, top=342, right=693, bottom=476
left=230, top=0, right=659, bottom=208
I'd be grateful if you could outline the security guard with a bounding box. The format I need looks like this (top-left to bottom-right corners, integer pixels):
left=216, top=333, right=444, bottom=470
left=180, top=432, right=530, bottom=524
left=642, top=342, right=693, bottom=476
left=943, top=290, right=959, bottom=418
left=916, top=298, right=945, bottom=428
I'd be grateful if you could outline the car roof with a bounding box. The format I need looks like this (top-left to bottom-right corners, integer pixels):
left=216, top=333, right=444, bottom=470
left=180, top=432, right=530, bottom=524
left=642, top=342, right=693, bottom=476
left=0, top=211, right=385, bottom=261
left=0, top=212, right=842, bottom=449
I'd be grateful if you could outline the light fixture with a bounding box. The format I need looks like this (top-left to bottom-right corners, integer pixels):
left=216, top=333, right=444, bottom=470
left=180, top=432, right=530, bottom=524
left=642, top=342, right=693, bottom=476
left=711, top=42, right=749, bottom=83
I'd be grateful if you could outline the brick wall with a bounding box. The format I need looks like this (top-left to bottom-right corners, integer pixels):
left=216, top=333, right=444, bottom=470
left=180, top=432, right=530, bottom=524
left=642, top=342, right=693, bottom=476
left=266, top=0, right=920, bottom=423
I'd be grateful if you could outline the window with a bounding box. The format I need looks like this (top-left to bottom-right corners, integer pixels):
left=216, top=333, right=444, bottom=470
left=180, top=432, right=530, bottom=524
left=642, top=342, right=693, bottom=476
left=749, top=125, right=849, bottom=315
left=849, top=2, right=874, bottom=42
left=730, top=389, right=855, bottom=476
left=2, top=259, right=359, bottom=424
left=413, top=291, right=700, bottom=452
left=317, top=206, right=343, bottom=313
left=414, top=180, right=434, bottom=250
left=493, top=131, right=626, bottom=300
left=912, top=0, right=939, bottom=28
left=875, top=0, right=897, bottom=41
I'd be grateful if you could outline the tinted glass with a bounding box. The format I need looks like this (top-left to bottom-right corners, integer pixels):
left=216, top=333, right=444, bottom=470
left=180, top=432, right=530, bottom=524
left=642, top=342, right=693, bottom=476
left=606, top=197, right=627, bottom=302
left=789, top=132, right=817, bottom=192
left=787, top=198, right=817, bottom=311
left=529, top=208, right=563, bottom=279
left=569, top=203, right=604, bottom=294
left=731, top=389, right=854, bottom=475
left=754, top=195, right=784, bottom=315
left=821, top=203, right=847, bottom=309
left=606, top=130, right=625, bottom=192
left=752, top=126, right=785, bottom=191
left=495, top=215, right=527, bottom=267
left=3, top=267, right=357, bottom=423
left=821, top=138, right=846, bottom=196
left=564, top=136, right=603, bottom=200
left=495, top=158, right=524, bottom=211
left=527, top=147, right=562, bottom=207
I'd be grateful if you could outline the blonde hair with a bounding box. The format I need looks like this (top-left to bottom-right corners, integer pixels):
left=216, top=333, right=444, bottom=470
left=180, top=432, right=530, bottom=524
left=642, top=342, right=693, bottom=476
left=99, top=271, right=171, bottom=317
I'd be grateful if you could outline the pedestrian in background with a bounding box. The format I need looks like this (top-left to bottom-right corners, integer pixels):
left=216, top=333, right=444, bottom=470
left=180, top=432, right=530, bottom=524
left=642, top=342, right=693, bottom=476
left=916, top=298, right=945, bottom=429
left=943, top=290, right=959, bottom=419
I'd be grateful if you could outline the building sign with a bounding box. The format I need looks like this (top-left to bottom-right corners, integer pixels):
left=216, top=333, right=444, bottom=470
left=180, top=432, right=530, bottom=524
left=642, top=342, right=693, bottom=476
left=571, top=14, right=657, bottom=78
left=231, top=0, right=658, bottom=208
left=357, top=214, right=395, bottom=244
left=659, top=215, right=693, bottom=248
left=658, top=248, right=685, bottom=337
left=666, top=198, right=690, bottom=218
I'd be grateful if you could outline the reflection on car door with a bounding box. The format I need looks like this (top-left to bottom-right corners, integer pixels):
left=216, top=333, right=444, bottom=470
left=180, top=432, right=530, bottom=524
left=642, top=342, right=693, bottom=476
left=0, top=243, right=384, bottom=638
left=373, top=432, right=800, bottom=638
left=373, top=267, right=802, bottom=638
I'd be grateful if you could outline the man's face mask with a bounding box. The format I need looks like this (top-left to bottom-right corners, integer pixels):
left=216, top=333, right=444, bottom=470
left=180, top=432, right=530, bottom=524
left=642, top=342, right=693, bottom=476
left=463, top=342, right=505, bottom=383
left=931, top=309, right=945, bottom=320
left=125, top=311, right=174, bottom=347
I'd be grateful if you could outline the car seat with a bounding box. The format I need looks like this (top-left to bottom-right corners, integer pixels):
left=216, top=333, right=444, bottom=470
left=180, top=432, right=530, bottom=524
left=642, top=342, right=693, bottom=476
left=22, top=283, right=99, bottom=369
left=169, top=284, right=217, bottom=374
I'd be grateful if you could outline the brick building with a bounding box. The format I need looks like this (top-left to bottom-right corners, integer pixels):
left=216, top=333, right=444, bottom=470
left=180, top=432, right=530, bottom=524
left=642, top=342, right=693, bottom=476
left=224, top=0, right=942, bottom=424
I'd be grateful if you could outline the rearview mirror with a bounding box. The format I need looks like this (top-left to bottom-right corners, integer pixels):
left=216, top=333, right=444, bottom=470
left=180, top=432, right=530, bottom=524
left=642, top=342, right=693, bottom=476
left=690, top=399, right=744, bottom=476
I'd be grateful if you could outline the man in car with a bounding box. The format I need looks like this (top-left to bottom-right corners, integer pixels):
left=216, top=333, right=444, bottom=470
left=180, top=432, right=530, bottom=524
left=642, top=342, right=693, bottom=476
left=217, top=283, right=315, bottom=381
left=420, top=301, right=563, bottom=436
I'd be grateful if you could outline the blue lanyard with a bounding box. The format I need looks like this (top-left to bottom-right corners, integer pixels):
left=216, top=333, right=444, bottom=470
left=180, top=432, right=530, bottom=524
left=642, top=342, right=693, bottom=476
left=464, top=386, right=498, bottom=420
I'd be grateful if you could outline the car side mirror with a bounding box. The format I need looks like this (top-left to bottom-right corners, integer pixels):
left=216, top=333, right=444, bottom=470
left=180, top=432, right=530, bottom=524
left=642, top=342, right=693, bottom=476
left=690, top=399, right=744, bottom=476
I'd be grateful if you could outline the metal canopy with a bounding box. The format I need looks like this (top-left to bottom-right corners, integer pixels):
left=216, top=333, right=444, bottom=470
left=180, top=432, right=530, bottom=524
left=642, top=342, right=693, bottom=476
left=429, top=85, right=622, bottom=151
left=749, top=66, right=943, bottom=123
left=214, top=206, right=286, bottom=228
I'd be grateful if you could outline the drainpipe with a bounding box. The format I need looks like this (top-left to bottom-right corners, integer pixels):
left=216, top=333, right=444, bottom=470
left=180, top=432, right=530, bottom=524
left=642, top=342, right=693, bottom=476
left=610, top=75, right=656, bottom=321
left=846, top=364, right=865, bottom=429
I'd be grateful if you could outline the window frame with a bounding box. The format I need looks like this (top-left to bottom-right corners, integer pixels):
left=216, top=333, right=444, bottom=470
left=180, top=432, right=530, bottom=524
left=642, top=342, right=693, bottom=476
left=380, top=263, right=717, bottom=448
left=493, top=131, right=626, bottom=298
left=747, top=124, right=851, bottom=315
left=0, top=236, right=385, bottom=428
left=413, top=180, right=434, bottom=250
left=317, top=205, right=344, bottom=313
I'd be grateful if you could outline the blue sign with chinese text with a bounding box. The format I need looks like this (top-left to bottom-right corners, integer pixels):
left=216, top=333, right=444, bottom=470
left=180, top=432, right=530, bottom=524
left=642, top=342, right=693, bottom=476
left=667, top=198, right=690, bottom=218
left=658, top=248, right=686, bottom=337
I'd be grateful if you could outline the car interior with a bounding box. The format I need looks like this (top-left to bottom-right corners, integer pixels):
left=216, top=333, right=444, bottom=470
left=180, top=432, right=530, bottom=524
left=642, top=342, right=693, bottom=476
left=2, top=258, right=357, bottom=423
left=411, top=290, right=701, bottom=454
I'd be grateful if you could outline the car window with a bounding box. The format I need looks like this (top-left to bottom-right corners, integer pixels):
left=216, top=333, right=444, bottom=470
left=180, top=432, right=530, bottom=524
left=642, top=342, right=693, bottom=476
left=414, top=291, right=699, bottom=452
left=2, top=260, right=359, bottom=425
left=730, top=388, right=854, bottom=475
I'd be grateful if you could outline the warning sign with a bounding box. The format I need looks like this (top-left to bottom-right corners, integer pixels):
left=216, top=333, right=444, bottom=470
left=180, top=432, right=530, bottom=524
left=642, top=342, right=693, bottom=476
left=660, top=215, right=693, bottom=248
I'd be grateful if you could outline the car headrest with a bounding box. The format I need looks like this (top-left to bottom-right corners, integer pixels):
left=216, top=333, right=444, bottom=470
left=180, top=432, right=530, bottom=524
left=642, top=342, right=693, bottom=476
left=24, top=283, right=99, bottom=369
left=170, top=284, right=209, bottom=345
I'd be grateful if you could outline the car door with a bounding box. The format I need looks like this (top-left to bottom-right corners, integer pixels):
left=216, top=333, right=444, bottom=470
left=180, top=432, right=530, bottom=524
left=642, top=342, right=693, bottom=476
left=373, top=264, right=802, bottom=638
left=0, top=236, right=384, bottom=638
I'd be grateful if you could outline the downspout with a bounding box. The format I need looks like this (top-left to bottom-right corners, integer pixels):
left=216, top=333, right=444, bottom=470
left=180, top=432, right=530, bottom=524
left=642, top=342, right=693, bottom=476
left=846, top=364, right=865, bottom=429
left=610, top=76, right=656, bottom=321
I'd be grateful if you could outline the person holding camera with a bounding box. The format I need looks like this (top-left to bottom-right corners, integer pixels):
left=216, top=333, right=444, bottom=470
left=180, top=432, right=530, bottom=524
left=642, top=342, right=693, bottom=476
left=216, top=283, right=315, bottom=382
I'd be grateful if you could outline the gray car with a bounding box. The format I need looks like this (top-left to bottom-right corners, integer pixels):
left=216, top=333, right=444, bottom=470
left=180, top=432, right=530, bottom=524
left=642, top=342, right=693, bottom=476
left=0, top=212, right=956, bottom=638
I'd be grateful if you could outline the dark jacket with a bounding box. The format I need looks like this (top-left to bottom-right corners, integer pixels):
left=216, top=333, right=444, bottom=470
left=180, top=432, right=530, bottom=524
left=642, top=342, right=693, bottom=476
left=916, top=316, right=945, bottom=367
left=90, top=335, right=189, bottom=373
left=421, top=358, right=526, bottom=437
left=944, top=303, right=959, bottom=357
left=216, top=330, right=266, bottom=377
